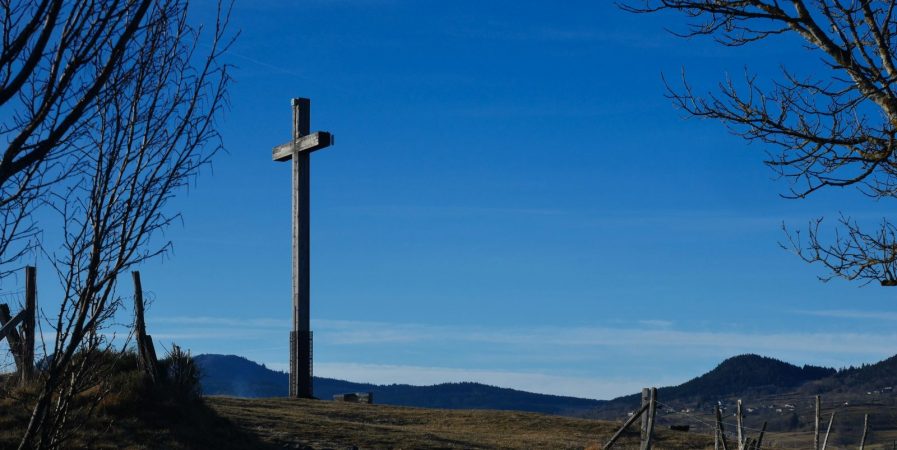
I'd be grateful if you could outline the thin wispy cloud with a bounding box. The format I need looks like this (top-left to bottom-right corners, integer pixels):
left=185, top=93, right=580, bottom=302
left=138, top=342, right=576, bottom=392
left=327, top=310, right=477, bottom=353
left=447, top=23, right=672, bottom=49
left=154, top=316, right=289, bottom=328
left=224, top=50, right=306, bottom=78
left=313, top=319, right=896, bottom=355
left=584, top=209, right=890, bottom=234
left=156, top=315, right=897, bottom=357
left=794, top=309, right=897, bottom=321
left=333, top=204, right=566, bottom=218
left=637, top=319, right=674, bottom=328
left=328, top=206, right=889, bottom=236
left=150, top=316, right=897, bottom=397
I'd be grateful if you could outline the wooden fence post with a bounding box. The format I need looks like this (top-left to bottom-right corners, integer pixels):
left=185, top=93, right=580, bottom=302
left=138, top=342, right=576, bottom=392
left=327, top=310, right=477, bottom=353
left=736, top=399, right=744, bottom=450
left=133, top=271, right=159, bottom=382
left=640, top=388, right=650, bottom=444
left=650, top=387, right=658, bottom=443
left=714, top=404, right=720, bottom=450
left=814, top=395, right=821, bottom=450
left=21, top=265, right=35, bottom=384
left=716, top=405, right=730, bottom=450
left=859, top=414, right=869, bottom=450
left=640, top=387, right=657, bottom=450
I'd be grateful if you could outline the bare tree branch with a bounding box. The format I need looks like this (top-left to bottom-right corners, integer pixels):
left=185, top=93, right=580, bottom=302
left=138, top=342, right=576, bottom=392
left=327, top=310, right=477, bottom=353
left=626, top=0, right=897, bottom=285
left=0, top=1, right=234, bottom=448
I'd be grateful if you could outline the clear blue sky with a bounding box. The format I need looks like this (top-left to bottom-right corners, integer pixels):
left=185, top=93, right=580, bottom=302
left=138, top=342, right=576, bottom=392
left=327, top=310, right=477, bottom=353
left=13, top=1, right=897, bottom=399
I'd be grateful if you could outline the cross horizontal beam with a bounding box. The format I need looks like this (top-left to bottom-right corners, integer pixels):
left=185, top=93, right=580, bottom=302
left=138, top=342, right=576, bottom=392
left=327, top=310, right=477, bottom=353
left=272, top=132, right=333, bottom=162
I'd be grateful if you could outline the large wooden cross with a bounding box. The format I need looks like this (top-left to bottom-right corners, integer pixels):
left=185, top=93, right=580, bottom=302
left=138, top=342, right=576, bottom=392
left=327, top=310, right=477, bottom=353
left=272, top=98, right=333, bottom=398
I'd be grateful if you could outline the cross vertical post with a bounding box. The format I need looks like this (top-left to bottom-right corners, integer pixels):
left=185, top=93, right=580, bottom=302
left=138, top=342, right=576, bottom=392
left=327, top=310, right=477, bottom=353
left=291, top=98, right=312, bottom=399
left=272, top=97, right=333, bottom=399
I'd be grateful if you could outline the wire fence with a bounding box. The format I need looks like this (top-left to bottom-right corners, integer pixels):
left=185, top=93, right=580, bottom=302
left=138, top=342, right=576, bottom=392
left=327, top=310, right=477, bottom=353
left=605, top=393, right=892, bottom=450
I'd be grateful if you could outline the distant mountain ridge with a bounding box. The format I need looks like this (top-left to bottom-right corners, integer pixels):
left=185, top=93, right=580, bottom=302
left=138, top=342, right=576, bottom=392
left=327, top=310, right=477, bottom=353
left=801, top=353, right=897, bottom=395
left=589, top=354, right=836, bottom=417
left=194, top=354, right=604, bottom=416
left=196, top=352, right=897, bottom=421
left=664, top=354, right=834, bottom=400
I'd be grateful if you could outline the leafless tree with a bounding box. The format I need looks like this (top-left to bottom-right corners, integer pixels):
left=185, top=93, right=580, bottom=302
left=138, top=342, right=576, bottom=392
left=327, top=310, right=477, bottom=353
left=623, top=0, right=897, bottom=286
left=0, top=0, right=233, bottom=448
left=0, top=0, right=156, bottom=277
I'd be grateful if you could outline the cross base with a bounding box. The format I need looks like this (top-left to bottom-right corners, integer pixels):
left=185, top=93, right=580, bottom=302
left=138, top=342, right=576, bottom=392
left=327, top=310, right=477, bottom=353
left=289, top=330, right=313, bottom=398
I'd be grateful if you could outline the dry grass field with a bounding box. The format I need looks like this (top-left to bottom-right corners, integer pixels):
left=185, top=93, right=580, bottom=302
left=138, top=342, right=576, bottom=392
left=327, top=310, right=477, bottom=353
left=207, top=396, right=713, bottom=449
left=0, top=365, right=714, bottom=449
left=6, top=379, right=895, bottom=449
left=208, top=396, right=897, bottom=449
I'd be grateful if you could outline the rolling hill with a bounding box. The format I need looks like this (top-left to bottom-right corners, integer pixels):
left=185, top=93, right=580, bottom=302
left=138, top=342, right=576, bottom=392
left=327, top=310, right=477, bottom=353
left=591, top=354, right=835, bottom=416
left=587, top=354, right=840, bottom=419
left=194, top=354, right=604, bottom=416
left=668, top=354, right=835, bottom=399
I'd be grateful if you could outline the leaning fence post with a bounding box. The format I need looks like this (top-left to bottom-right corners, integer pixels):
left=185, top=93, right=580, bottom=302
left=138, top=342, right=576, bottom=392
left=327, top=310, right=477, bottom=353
left=821, top=411, right=835, bottom=450
left=0, top=303, right=23, bottom=370
left=603, top=402, right=649, bottom=450
left=755, top=421, right=766, bottom=450
left=21, top=265, right=35, bottom=384
left=859, top=414, right=869, bottom=450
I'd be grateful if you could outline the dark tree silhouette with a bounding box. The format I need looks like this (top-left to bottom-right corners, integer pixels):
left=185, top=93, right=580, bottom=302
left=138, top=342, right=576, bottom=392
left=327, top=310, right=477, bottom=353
left=624, top=1, right=897, bottom=285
